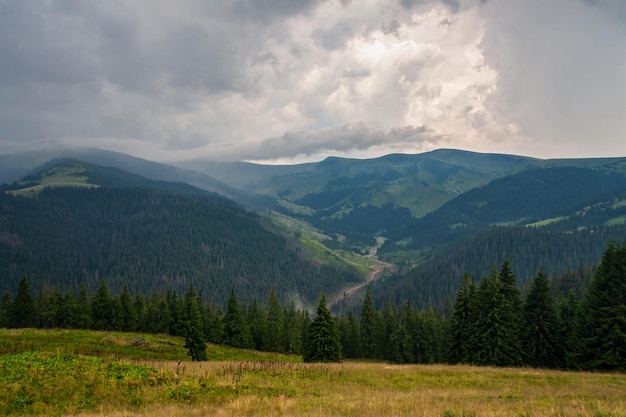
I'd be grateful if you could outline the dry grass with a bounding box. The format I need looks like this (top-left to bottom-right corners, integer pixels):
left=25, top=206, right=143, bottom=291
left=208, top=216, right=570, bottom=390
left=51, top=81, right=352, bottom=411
left=2, top=329, right=624, bottom=417
left=75, top=361, right=626, bottom=417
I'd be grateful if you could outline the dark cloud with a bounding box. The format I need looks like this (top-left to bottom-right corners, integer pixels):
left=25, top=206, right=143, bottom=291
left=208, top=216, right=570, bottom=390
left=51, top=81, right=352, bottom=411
left=243, top=124, right=442, bottom=161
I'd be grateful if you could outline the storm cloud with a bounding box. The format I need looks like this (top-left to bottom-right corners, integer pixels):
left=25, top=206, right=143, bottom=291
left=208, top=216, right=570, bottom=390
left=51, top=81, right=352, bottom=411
left=0, top=0, right=624, bottom=163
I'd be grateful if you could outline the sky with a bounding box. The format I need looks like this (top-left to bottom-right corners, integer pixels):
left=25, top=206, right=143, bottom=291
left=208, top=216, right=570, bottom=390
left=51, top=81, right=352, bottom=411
left=0, top=0, right=625, bottom=164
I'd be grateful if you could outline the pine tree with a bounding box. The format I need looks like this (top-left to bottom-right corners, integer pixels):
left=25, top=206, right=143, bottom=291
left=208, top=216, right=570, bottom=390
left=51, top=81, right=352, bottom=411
left=74, top=283, right=92, bottom=329
left=522, top=269, right=563, bottom=368
left=223, top=289, right=251, bottom=348
left=119, top=285, right=137, bottom=332
left=266, top=291, right=284, bottom=352
left=473, top=268, right=522, bottom=367
left=304, top=294, right=342, bottom=363
left=359, top=286, right=378, bottom=359
left=1, top=290, right=13, bottom=328
left=283, top=300, right=303, bottom=354
left=557, top=290, right=579, bottom=368
left=447, top=274, right=476, bottom=364
left=388, top=302, right=414, bottom=364
left=498, top=258, right=523, bottom=364
left=184, top=324, right=208, bottom=361
left=12, top=276, right=36, bottom=328
left=91, top=279, right=117, bottom=331
left=575, top=242, right=626, bottom=371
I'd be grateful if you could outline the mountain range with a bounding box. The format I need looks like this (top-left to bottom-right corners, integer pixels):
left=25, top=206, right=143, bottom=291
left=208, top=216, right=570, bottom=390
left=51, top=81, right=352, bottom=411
left=1, top=148, right=625, bottom=310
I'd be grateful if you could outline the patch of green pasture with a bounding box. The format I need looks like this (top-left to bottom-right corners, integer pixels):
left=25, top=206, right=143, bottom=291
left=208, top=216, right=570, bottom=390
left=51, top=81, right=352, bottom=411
left=0, top=351, right=174, bottom=416
left=7, top=164, right=99, bottom=197
left=605, top=216, right=626, bottom=226
left=526, top=216, right=567, bottom=227
left=0, top=329, right=187, bottom=361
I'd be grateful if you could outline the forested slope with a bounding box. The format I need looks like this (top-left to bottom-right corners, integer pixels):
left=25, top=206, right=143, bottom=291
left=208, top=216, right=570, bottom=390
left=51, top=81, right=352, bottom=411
left=370, top=224, right=626, bottom=310
left=0, top=186, right=360, bottom=306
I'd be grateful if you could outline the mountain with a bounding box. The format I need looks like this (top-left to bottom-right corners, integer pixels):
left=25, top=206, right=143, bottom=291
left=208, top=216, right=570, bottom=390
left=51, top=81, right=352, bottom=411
left=380, top=166, right=626, bottom=256
left=181, top=149, right=626, bottom=246
left=3, top=149, right=626, bottom=312
left=0, top=160, right=361, bottom=306
left=0, top=148, right=241, bottom=200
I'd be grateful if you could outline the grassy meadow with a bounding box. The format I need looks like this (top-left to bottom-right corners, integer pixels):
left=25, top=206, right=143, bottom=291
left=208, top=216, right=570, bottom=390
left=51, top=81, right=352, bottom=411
left=1, top=329, right=625, bottom=417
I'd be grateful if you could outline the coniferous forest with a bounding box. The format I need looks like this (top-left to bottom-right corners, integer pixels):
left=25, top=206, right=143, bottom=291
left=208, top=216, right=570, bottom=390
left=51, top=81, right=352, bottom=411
left=2, top=242, right=624, bottom=370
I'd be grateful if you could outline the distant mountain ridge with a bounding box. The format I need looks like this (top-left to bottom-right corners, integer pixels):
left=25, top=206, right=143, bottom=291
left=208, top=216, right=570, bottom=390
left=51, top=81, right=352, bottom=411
left=3, top=148, right=626, bottom=310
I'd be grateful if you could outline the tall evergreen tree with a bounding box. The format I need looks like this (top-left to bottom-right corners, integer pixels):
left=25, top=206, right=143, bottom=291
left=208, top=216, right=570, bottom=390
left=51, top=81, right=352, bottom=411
left=304, top=294, right=342, bottom=363
left=522, top=269, right=563, bottom=368
left=388, top=302, right=414, bottom=364
left=282, top=300, right=303, bottom=354
left=557, top=290, right=579, bottom=368
left=473, top=268, right=522, bottom=367
left=1, top=290, right=13, bottom=328
left=223, top=289, right=251, bottom=348
left=447, top=274, right=476, bottom=364
left=12, top=276, right=36, bottom=328
left=359, top=286, right=378, bottom=359
left=185, top=324, right=208, bottom=361
left=498, top=258, right=523, bottom=363
left=265, top=291, right=284, bottom=352
left=575, top=242, right=626, bottom=371
left=119, top=285, right=137, bottom=332
left=91, top=279, right=117, bottom=331
left=74, top=283, right=92, bottom=329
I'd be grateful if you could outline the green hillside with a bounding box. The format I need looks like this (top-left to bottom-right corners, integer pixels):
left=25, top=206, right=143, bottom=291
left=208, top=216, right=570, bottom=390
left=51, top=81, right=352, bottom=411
left=0, top=161, right=361, bottom=306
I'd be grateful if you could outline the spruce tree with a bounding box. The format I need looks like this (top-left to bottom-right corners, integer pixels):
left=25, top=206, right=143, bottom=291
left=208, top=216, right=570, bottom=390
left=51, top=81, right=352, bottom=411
left=119, top=285, right=137, bottom=332
left=388, top=302, right=414, bottom=364
left=522, top=269, right=563, bottom=368
left=447, top=274, right=476, bottom=364
left=473, top=268, right=522, bottom=367
left=304, top=294, right=342, bottom=363
left=266, top=291, right=284, bottom=352
left=283, top=300, right=303, bottom=354
left=1, top=290, right=13, bottom=328
left=91, top=279, right=117, bottom=331
left=359, top=286, right=378, bottom=359
left=184, top=324, right=208, bottom=361
left=575, top=242, right=626, bottom=371
left=498, top=258, right=523, bottom=364
left=12, top=276, right=36, bottom=328
left=223, top=289, right=251, bottom=348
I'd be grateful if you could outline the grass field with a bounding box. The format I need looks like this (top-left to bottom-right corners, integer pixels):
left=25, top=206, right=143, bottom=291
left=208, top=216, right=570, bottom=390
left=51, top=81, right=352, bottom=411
left=7, top=165, right=98, bottom=197
left=1, top=329, right=625, bottom=417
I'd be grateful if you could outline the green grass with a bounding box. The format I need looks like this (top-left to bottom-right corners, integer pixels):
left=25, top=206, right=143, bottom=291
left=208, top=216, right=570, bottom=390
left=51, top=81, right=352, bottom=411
left=605, top=216, right=626, bottom=226
left=526, top=216, right=567, bottom=227
left=7, top=165, right=98, bottom=197
left=1, top=329, right=625, bottom=417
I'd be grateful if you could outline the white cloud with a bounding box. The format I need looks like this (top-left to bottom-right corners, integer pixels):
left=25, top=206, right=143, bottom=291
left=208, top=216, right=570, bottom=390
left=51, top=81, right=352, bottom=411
left=0, top=0, right=624, bottom=163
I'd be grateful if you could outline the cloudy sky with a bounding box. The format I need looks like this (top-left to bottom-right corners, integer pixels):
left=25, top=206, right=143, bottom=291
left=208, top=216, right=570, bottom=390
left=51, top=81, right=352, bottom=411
left=0, top=0, right=625, bottom=164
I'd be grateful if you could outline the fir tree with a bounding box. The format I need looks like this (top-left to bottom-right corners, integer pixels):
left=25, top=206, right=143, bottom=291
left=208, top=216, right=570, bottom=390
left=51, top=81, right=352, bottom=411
left=447, top=274, right=476, bottom=364
left=1, top=290, right=13, bottom=328
left=223, top=289, right=251, bottom=348
left=304, top=294, right=342, bottom=363
left=184, top=324, right=208, bottom=361
left=359, top=286, right=378, bottom=359
left=12, top=276, right=36, bottom=328
left=498, top=258, right=523, bottom=364
left=473, top=268, right=522, bottom=367
left=265, top=291, right=284, bottom=352
left=522, top=269, right=563, bottom=368
left=575, top=242, right=626, bottom=371
left=91, top=279, right=117, bottom=330
left=119, top=285, right=137, bottom=332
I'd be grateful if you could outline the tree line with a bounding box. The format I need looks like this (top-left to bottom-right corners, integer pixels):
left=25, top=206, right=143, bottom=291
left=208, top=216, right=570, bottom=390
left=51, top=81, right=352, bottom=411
left=1, top=241, right=624, bottom=369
